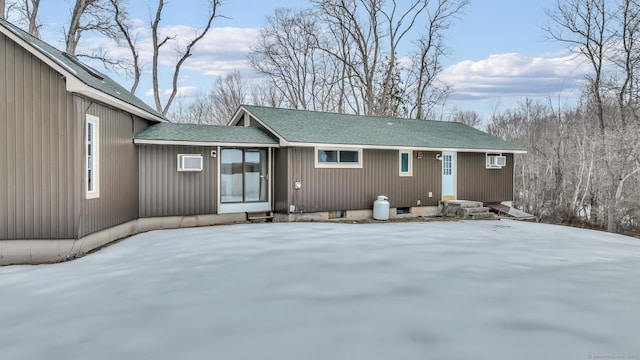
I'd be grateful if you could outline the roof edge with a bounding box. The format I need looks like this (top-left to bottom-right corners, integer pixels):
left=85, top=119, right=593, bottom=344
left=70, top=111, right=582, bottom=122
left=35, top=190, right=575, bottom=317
left=0, top=20, right=166, bottom=123
left=283, top=142, right=527, bottom=153
left=134, top=139, right=279, bottom=147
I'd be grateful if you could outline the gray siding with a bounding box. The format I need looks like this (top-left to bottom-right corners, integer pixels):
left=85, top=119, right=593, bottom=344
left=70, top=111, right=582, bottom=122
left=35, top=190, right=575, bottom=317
left=283, top=148, right=441, bottom=212
left=139, top=145, right=217, bottom=217
left=0, top=32, right=77, bottom=240
left=457, top=152, right=514, bottom=203
left=273, top=148, right=290, bottom=213
left=77, top=97, right=151, bottom=238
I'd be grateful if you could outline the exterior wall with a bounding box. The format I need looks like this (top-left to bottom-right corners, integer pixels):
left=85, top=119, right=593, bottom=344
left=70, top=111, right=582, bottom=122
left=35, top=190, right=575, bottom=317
left=457, top=152, right=514, bottom=203
left=281, top=147, right=441, bottom=213
left=0, top=31, right=77, bottom=240
left=139, top=145, right=218, bottom=217
left=273, top=148, right=290, bottom=213
left=77, top=97, right=151, bottom=238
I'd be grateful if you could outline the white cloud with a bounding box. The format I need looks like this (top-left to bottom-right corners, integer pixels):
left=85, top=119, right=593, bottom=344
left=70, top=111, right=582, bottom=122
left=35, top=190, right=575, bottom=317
left=76, top=25, right=259, bottom=79
left=441, top=52, right=591, bottom=101
left=164, top=86, right=202, bottom=97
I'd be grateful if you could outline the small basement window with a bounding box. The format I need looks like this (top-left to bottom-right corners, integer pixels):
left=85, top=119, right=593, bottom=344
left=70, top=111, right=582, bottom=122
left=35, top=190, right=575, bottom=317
left=315, top=148, right=363, bottom=168
left=396, top=207, right=411, bottom=215
left=328, top=210, right=347, bottom=219
left=177, top=154, right=204, bottom=171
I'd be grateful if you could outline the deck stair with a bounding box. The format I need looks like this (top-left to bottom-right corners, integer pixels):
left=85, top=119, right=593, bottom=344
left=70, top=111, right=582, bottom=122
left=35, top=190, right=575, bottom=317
left=484, top=203, right=537, bottom=221
left=246, top=211, right=274, bottom=223
left=441, top=200, right=496, bottom=220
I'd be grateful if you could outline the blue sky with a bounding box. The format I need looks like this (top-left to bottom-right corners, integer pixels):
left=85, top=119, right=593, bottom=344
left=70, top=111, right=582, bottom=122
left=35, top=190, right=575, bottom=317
left=33, top=0, right=587, bottom=120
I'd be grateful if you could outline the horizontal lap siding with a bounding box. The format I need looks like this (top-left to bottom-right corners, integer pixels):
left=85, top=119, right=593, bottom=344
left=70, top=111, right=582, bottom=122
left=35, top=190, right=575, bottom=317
left=457, top=152, right=514, bottom=203
left=0, top=33, right=76, bottom=240
left=288, top=148, right=441, bottom=212
left=139, top=145, right=217, bottom=217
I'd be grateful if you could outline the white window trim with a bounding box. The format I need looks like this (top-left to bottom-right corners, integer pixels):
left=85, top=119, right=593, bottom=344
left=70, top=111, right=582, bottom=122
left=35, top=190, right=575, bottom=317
left=399, top=150, right=413, bottom=177
left=86, top=114, right=100, bottom=199
left=177, top=154, right=204, bottom=172
left=314, top=147, right=363, bottom=169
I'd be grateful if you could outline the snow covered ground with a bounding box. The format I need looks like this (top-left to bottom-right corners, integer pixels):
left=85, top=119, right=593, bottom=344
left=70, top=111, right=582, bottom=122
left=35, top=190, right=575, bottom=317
left=1, top=220, right=639, bottom=360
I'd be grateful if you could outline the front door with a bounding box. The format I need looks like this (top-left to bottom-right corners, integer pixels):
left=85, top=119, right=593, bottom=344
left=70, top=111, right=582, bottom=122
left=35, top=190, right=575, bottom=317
left=219, top=148, right=270, bottom=213
left=442, top=151, right=456, bottom=201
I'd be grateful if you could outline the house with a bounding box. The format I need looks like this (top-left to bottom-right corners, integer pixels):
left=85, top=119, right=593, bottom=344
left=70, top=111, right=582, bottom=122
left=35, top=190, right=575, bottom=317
left=133, top=105, right=525, bottom=223
left=0, top=19, right=164, bottom=264
left=0, top=18, right=525, bottom=265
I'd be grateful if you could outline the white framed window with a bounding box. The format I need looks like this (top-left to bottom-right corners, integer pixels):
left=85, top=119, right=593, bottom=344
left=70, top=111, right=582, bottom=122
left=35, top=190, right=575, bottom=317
left=315, top=148, right=363, bottom=168
left=86, top=114, right=100, bottom=199
left=177, top=154, right=204, bottom=171
left=486, top=153, right=506, bottom=169
left=399, top=150, right=412, bottom=176
left=443, top=154, right=453, bottom=175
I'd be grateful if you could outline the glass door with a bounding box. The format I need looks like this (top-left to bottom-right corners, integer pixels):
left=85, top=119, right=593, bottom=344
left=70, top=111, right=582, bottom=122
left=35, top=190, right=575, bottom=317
left=243, top=150, right=267, bottom=202
left=220, top=148, right=270, bottom=213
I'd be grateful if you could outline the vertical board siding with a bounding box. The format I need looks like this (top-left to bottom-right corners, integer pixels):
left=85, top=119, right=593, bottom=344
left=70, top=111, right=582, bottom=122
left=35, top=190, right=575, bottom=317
left=286, top=148, right=441, bottom=212
left=139, top=145, right=217, bottom=218
left=0, top=33, right=76, bottom=240
left=457, top=152, right=514, bottom=203
left=273, top=148, right=290, bottom=213
left=77, top=98, right=151, bottom=237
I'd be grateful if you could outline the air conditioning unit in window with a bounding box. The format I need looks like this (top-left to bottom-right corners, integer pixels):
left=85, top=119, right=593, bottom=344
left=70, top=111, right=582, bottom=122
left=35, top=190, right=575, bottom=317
left=177, top=154, right=203, bottom=171
left=486, top=154, right=506, bottom=169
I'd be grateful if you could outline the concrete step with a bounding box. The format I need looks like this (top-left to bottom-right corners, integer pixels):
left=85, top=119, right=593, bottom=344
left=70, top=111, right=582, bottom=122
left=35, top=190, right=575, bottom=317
left=441, top=200, right=498, bottom=220
left=465, top=212, right=496, bottom=220
left=463, top=207, right=491, bottom=214
left=445, top=200, right=484, bottom=209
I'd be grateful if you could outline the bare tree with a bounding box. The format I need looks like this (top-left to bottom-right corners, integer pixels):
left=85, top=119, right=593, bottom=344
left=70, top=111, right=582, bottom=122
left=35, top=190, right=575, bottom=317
left=209, top=71, right=247, bottom=124
left=450, top=109, right=481, bottom=128
left=2, top=0, right=41, bottom=36
left=249, top=8, right=335, bottom=111
left=108, top=0, right=140, bottom=94
left=66, top=0, right=119, bottom=56
left=24, top=0, right=37, bottom=36
left=151, top=0, right=222, bottom=116
left=408, top=0, right=467, bottom=119
left=250, top=0, right=466, bottom=117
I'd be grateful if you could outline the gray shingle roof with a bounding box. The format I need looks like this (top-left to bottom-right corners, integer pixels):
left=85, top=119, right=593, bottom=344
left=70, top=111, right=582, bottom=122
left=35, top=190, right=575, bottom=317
left=241, top=105, right=525, bottom=152
left=135, top=123, right=278, bottom=145
left=0, top=19, right=164, bottom=121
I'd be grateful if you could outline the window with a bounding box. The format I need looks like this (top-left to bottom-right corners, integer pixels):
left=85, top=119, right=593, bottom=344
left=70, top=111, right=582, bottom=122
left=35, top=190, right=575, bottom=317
left=177, top=154, right=204, bottom=171
left=86, top=114, right=100, bottom=199
left=399, top=150, right=412, bottom=176
left=315, top=148, right=362, bottom=168
left=443, top=154, right=452, bottom=175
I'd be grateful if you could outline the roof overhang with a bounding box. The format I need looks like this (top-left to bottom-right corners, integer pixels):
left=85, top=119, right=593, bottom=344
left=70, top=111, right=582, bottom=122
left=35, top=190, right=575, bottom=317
left=66, top=78, right=166, bottom=123
left=281, top=141, right=527, bottom=154
left=134, top=139, right=279, bottom=147
left=0, top=24, right=166, bottom=123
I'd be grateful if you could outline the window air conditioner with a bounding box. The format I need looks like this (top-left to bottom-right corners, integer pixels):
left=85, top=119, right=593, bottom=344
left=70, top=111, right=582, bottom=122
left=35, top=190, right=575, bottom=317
left=177, top=154, right=204, bottom=171
left=486, top=155, right=506, bottom=168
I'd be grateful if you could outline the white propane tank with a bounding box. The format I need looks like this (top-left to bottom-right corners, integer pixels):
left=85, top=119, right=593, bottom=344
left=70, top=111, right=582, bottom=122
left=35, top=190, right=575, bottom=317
left=373, top=195, right=390, bottom=221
